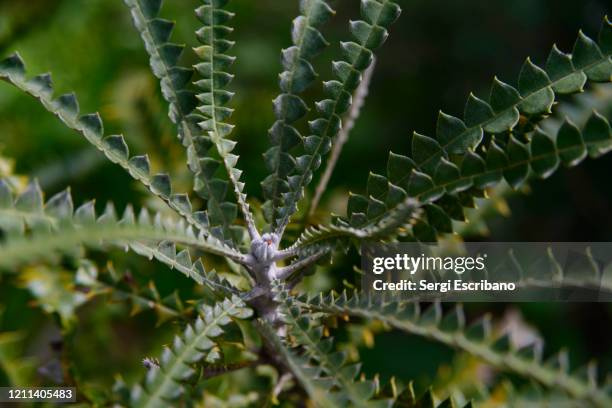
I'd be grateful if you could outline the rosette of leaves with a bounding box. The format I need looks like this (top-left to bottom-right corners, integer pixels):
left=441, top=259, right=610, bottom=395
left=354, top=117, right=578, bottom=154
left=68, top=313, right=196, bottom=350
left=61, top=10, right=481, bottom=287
left=0, top=0, right=612, bottom=406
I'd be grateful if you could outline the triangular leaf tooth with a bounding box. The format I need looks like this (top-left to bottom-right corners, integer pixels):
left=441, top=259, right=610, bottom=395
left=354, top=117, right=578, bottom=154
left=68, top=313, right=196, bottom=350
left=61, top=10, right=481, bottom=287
left=27, top=73, right=53, bottom=97
left=45, top=189, right=74, bottom=220
left=440, top=304, right=465, bottom=332
left=215, top=53, right=236, bottom=71
left=362, top=0, right=401, bottom=26
left=350, top=19, right=372, bottom=45
left=120, top=204, right=135, bottom=225
left=168, top=66, right=193, bottom=90
left=545, top=45, right=587, bottom=93
left=425, top=204, right=452, bottom=234
left=135, top=0, right=162, bottom=19
left=340, top=363, right=361, bottom=380
left=464, top=93, right=493, bottom=127
left=517, top=58, right=555, bottom=112
left=412, top=132, right=445, bottom=173
left=474, top=149, right=506, bottom=184
left=504, top=135, right=530, bottom=189
left=196, top=25, right=234, bottom=45
left=74, top=200, right=96, bottom=224
left=518, top=57, right=551, bottom=95
left=54, top=93, right=80, bottom=118
left=407, top=170, right=435, bottom=199
left=331, top=59, right=358, bottom=86
left=128, top=155, right=151, bottom=176
left=395, top=381, right=417, bottom=405
left=158, top=43, right=184, bottom=67
left=387, top=152, right=416, bottom=189
left=419, top=302, right=442, bottom=326
left=465, top=315, right=491, bottom=341
left=417, top=388, right=435, bottom=408
left=347, top=193, right=369, bottom=218
left=193, top=211, right=209, bottom=228
left=0, top=52, right=26, bottom=77
left=517, top=342, right=543, bottom=362
left=437, top=195, right=466, bottom=221
left=437, top=397, right=457, bottom=408
left=413, top=220, right=437, bottom=242
left=367, top=173, right=389, bottom=200
left=545, top=349, right=570, bottom=373
left=216, top=122, right=234, bottom=138
left=103, top=135, right=129, bottom=161
left=149, top=18, right=174, bottom=43
left=460, top=150, right=486, bottom=178
left=546, top=44, right=574, bottom=79
left=530, top=128, right=559, bottom=178
left=151, top=173, right=172, bottom=198
left=385, top=183, right=407, bottom=207
left=436, top=111, right=482, bottom=154
left=195, top=5, right=235, bottom=25
left=272, top=94, right=308, bottom=123
left=492, top=333, right=513, bottom=353
left=433, top=158, right=460, bottom=190
left=574, top=361, right=598, bottom=388
left=176, top=249, right=193, bottom=269
left=583, top=111, right=612, bottom=157
left=153, top=212, right=163, bottom=228
left=457, top=190, right=477, bottom=208
left=486, top=79, right=521, bottom=133
left=224, top=153, right=239, bottom=168
left=353, top=380, right=376, bottom=400
left=158, top=240, right=177, bottom=260
left=15, top=180, right=43, bottom=212
left=170, top=194, right=193, bottom=214
left=327, top=350, right=347, bottom=368
left=557, top=119, right=587, bottom=166
left=572, top=31, right=603, bottom=69
left=137, top=207, right=151, bottom=226
left=584, top=57, right=612, bottom=82
left=212, top=72, right=234, bottom=89
left=490, top=77, right=521, bottom=111
left=99, top=202, right=118, bottom=224
left=218, top=138, right=236, bottom=154
left=79, top=113, right=104, bottom=140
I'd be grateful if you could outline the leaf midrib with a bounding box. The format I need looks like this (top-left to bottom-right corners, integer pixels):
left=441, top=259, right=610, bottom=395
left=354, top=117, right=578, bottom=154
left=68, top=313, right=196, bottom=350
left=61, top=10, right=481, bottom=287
left=0, top=67, right=251, bottom=262
left=268, top=2, right=324, bottom=221
left=287, top=309, right=371, bottom=407
left=366, top=132, right=611, bottom=228
left=138, top=305, right=237, bottom=408
left=307, top=300, right=610, bottom=407
left=128, top=0, right=195, bottom=143
left=0, top=223, right=196, bottom=269
left=415, top=53, right=611, bottom=172
left=275, top=0, right=393, bottom=235
left=202, top=11, right=256, bottom=237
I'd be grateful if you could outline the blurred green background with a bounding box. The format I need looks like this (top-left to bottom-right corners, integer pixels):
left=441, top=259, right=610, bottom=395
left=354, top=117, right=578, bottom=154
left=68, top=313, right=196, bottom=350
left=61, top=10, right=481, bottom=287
left=0, top=0, right=611, bottom=403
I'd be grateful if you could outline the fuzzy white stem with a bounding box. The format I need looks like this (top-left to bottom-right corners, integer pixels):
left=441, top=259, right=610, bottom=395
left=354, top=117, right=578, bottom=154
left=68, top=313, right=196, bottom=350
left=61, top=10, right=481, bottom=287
left=276, top=250, right=328, bottom=280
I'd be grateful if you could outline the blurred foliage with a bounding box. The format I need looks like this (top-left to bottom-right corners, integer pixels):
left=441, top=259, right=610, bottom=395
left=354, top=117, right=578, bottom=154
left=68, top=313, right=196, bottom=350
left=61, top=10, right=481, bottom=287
left=0, top=0, right=611, bottom=406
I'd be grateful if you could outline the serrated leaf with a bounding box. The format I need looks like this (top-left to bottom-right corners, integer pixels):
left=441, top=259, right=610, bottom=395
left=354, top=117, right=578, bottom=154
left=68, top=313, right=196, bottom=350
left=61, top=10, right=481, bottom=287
left=530, top=129, right=559, bottom=178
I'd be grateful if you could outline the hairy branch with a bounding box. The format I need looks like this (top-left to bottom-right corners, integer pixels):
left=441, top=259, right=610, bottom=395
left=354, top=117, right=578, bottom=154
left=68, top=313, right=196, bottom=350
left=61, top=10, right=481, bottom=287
left=275, top=249, right=329, bottom=280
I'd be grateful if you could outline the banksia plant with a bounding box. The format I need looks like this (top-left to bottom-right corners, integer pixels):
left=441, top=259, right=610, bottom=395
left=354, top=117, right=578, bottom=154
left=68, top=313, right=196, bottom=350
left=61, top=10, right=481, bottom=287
left=1, top=1, right=612, bottom=407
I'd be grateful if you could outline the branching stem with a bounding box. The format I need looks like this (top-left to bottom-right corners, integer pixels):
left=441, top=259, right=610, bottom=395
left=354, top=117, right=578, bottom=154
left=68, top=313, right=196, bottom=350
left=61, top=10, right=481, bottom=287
left=275, top=250, right=328, bottom=280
